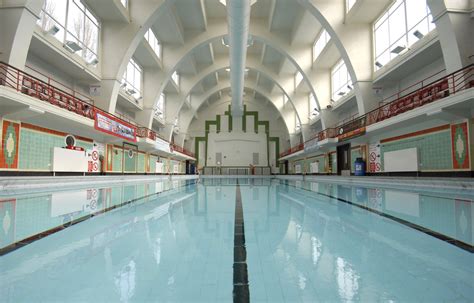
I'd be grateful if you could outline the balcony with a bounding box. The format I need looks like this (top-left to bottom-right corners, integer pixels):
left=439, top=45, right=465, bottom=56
left=171, top=143, right=195, bottom=158
left=315, top=64, right=473, bottom=142
left=0, top=62, right=170, bottom=149
left=279, top=143, right=304, bottom=159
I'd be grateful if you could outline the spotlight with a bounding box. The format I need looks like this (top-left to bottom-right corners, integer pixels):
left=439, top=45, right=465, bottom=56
left=413, top=30, right=424, bottom=39
left=87, top=58, right=99, bottom=66
left=63, top=41, right=83, bottom=53
left=375, top=61, right=383, bottom=68
left=46, top=25, right=60, bottom=36
left=338, top=91, right=346, bottom=96
left=221, top=36, right=229, bottom=47
left=120, top=82, right=127, bottom=88
left=347, top=84, right=353, bottom=90
left=126, top=88, right=136, bottom=95
left=391, top=45, right=406, bottom=54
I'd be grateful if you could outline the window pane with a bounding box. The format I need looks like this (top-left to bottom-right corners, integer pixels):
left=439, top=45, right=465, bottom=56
left=389, top=3, right=406, bottom=48
left=375, top=19, right=389, bottom=57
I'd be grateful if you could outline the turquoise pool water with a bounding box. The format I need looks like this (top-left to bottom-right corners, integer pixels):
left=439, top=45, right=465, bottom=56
left=0, top=177, right=472, bottom=302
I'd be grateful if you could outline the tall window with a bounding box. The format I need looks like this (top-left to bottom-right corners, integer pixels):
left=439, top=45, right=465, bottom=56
left=145, top=29, right=161, bottom=59
left=295, top=71, right=303, bottom=88
left=283, top=94, right=288, bottom=106
left=120, top=0, right=128, bottom=8
left=296, top=117, right=301, bottom=131
left=172, top=71, right=179, bottom=87
left=346, top=0, right=357, bottom=12
left=313, top=29, right=331, bottom=61
left=309, top=93, right=318, bottom=117
left=374, top=0, right=435, bottom=70
left=331, top=60, right=352, bottom=101
left=155, top=93, right=165, bottom=121
left=122, top=58, right=142, bottom=99
left=38, top=0, right=100, bottom=64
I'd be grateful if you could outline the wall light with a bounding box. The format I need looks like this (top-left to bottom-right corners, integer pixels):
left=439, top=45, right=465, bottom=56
left=413, top=30, right=424, bottom=39
left=64, top=41, right=82, bottom=53
left=391, top=45, right=406, bottom=54
left=46, top=25, right=60, bottom=36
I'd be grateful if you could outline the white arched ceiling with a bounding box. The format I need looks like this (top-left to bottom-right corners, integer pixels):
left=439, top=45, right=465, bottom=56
left=174, top=58, right=299, bottom=128
left=123, top=19, right=323, bottom=135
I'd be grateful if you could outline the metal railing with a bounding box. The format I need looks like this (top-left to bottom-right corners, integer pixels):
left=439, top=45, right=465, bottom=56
left=279, top=143, right=304, bottom=158
left=0, top=61, right=171, bottom=145
left=305, top=63, right=474, bottom=146
left=171, top=143, right=195, bottom=158
left=202, top=166, right=271, bottom=175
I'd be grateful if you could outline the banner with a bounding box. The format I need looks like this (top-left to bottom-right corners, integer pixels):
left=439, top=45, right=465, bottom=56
left=94, top=111, right=137, bottom=142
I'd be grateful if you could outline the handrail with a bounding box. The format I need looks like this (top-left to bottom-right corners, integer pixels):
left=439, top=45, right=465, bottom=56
left=171, top=143, right=195, bottom=158
left=0, top=61, right=170, bottom=144
left=279, top=143, right=304, bottom=158
left=308, top=63, right=473, bottom=144
left=25, top=64, right=94, bottom=104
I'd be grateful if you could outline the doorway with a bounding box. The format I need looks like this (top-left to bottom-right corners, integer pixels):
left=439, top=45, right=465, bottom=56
left=336, top=143, right=351, bottom=175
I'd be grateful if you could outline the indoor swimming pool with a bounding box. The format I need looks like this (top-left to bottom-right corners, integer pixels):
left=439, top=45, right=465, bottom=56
left=0, top=177, right=473, bottom=302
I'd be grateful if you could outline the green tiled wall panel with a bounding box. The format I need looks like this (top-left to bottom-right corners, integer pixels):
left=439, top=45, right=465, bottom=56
left=380, top=130, right=452, bottom=170
left=112, top=148, right=123, bottom=172
left=18, top=128, right=93, bottom=170
left=137, top=153, right=145, bottom=173
left=149, top=155, right=157, bottom=173
left=330, top=153, right=337, bottom=174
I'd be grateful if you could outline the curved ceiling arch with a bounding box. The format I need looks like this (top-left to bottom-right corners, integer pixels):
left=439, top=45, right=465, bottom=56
left=175, top=57, right=298, bottom=122
left=178, top=82, right=294, bottom=142
left=140, top=19, right=321, bottom=131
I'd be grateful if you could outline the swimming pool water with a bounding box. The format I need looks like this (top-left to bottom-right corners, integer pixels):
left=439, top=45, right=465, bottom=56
left=0, top=177, right=473, bottom=302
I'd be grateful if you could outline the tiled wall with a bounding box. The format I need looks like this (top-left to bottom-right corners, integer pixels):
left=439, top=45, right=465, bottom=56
left=0, top=119, right=186, bottom=173
left=380, top=129, right=452, bottom=171
left=18, top=127, right=93, bottom=171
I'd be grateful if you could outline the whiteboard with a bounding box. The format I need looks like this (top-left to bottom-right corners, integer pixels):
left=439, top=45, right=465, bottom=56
left=383, top=148, right=418, bottom=172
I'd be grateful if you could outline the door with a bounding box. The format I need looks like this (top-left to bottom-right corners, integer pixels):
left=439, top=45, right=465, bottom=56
left=336, top=143, right=351, bottom=175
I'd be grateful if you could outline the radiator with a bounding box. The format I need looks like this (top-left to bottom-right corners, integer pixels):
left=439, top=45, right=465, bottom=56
left=383, top=148, right=418, bottom=172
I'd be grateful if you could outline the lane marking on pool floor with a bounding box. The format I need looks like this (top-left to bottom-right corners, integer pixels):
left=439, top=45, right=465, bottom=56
left=233, top=180, right=250, bottom=303
left=282, top=181, right=474, bottom=253
left=0, top=180, right=198, bottom=256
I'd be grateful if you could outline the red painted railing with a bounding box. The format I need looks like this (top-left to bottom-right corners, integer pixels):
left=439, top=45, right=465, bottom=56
left=306, top=63, right=474, bottom=145
left=0, top=61, right=171, bottom=145
left=279, top=143, right=304, bottom=158
left=171, top=143, right=195, bottom=158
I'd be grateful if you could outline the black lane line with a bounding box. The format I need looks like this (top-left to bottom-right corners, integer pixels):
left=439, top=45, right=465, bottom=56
left=282, top=181, right=474, bottom=253
left=0, top=180, right=197, bottom=256
left=233, top=180, right=250, bottom=303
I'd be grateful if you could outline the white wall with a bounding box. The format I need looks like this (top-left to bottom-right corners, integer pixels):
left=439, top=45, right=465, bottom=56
left=207, top=131, right=268, bottom=166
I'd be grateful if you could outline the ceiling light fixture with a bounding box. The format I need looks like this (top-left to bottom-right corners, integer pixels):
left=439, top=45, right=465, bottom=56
left=63, top=41, right=83, bottom=53
left=413, top=30, right=424, bottom=39
left=391, top=45, right=406, bottom=54
left=46, top=25, right=60, bottom=36
left=86, top=58, right=99, bottom=66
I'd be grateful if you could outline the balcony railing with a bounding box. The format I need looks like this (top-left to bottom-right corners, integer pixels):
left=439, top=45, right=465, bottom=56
left=308, top=63, right=473, bottom=144
left=279, top=143, right=304, bottom=158
left=171, top=143, right=195, bottom=158
left=0, top=61, right=170, bottom=145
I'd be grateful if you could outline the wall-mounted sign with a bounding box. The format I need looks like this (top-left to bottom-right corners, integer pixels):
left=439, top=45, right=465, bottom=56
left=338, top=127, right=366, bottom=141
left=368, top=142, right=381, bottom=173
left=94, top=111, right=137, bottom=142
